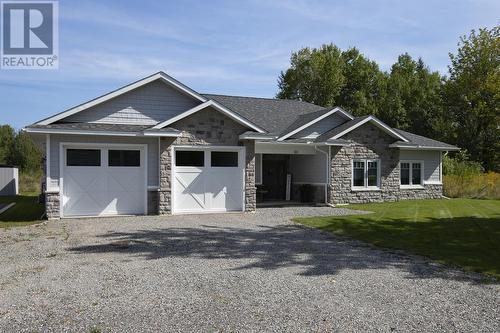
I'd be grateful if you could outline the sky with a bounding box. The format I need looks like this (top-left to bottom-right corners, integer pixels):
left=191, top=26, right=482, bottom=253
left=0, top=0, right=498, bottom=129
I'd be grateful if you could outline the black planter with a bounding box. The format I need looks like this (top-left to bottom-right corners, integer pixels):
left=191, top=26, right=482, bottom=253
left=299, top=184, right=314, bottom=203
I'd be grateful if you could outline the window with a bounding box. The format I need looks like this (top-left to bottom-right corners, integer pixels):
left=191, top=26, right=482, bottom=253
left=109, top=150, right=140, bottom=167
left=412, top=163, right=421, bottom=185
left=367, top=161, right=378, bottom=186
left=400, top=162, right=410, bottom=185
left=176, top=150, right=204, bottom=167
left=352, top=159, right=380, bottom=189
left=211, top=151, right=238, bottom=167
left=67, top=149, right=101, bottom=166
left=400, top=161, right=423, bottom=187
left=353, top=161, right=365, bottom=187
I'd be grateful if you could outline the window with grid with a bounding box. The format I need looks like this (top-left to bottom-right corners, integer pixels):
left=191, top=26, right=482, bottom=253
left=400, top=161, right=423, bottom=186
left=352, top=159, right=380, bottom=189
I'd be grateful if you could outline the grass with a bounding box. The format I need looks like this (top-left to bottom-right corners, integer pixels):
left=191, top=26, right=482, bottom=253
left=0, top=193, right=44, bottom=228
left=443, top=172, right=500, bottom=199
left=294, top=199, right=500, bottom=278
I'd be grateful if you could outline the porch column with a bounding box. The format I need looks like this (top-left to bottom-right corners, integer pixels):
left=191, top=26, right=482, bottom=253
left=243, top=140, right=256, bottom=212
left=158, top=137, right=176, bottom=214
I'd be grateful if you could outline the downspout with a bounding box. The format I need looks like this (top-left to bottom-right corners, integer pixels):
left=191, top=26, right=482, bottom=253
left=314, top=145, right=329, bottom=204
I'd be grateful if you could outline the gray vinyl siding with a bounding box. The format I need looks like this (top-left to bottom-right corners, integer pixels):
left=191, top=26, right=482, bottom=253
left=289, top=151, right=327, bottom=183
left=63, top=81, right=200, bottom=125
left=399, top=150, right=442, bottom=183
left=48, top=134, right=159, bottom=189
left=292, top=113, right=346, bottom=139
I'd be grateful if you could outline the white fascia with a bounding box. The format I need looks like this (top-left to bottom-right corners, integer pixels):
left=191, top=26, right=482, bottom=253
left=277, top=107, right=354, bottom=141
left=389, top=144, right=460, bottom=151
left=331, top=116, right=409, bottom=142
left=153, top=100, right=266, bottom=133
left=24, top=127, right=182, bottom=138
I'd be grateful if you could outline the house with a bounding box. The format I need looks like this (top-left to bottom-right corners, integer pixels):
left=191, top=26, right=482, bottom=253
left=24, top=72, right=459, bottom=218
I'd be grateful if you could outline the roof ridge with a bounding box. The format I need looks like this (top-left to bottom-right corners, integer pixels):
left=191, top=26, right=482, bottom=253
left=202, top=93, right=321, bottom=105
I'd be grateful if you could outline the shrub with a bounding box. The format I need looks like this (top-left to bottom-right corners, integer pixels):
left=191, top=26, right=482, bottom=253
left=444, top=172, right=500, bottom=199
left=19, top=170, right=43, bottom=194
left=443, top=151, right=483, bottom=176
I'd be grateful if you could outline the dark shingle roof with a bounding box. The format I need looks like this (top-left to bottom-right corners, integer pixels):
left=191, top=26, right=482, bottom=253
left=202, top=94, right=325, bottom=133
left=278, top=107, right=333, bottom=136
left=393, top=130, right=459, bottom=150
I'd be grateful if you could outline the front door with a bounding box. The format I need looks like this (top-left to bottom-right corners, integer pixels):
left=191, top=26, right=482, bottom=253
left=262, top=154, right=289, bottom=201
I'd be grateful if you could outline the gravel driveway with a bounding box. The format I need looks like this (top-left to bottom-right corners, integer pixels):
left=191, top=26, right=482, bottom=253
left=0, top=207, right=498, bottom=332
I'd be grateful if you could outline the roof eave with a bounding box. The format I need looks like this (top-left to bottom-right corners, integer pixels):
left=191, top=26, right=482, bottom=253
left=389, top=143, right=460, bottom=151
left=23, top=127, right=182, bottom=138
left=238, top=133, right=277, bottom=140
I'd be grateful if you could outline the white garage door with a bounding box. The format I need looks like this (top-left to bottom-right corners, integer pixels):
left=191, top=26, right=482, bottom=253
left=61, top=145, right=147, bottom=217
left=173, top=147, right=245, bottom=214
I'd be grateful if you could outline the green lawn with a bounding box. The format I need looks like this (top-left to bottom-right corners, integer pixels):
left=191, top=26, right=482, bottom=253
left=0, top=193, right=45, bottom=228
left=294, top=199, right=500, bottom=278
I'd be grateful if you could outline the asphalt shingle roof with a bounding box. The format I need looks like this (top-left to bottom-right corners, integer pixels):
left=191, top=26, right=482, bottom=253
left=27, top=94, right=458, bottom=150
left=202, top=94, right=325, bottom=134
left=393, top=129, right=459, bottom=150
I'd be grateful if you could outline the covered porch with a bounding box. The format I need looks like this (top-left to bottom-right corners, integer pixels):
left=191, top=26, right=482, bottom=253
left=254, top=141, right=330, bottom=206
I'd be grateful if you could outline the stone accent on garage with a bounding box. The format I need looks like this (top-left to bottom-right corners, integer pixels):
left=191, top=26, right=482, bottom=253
left=328, top=123, right=443, bottom=204
left=45, top=192, right=60, bottom=219
left=243, top=140, right=256, bottom=212
left=158, top=107, right=256, bottom=214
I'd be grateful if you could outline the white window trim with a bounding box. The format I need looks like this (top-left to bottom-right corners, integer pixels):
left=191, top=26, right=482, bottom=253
left=351, top=159, right=381, bottom=191
left=255, top=153, right=262, bottom=185
left=399, top=160, right=424, bottom=189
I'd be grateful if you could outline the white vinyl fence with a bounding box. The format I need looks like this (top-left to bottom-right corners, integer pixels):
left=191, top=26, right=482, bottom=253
left=0, top=166, right=19, bottom=196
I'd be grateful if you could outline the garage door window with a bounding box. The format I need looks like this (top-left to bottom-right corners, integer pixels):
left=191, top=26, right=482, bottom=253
left=176, top=150, right=204, bottom=167
left=67, top=149, right=101, bottom=166
left=211, top=151, right=238, bottom=167
left=109, top=150, right=140, bottom=167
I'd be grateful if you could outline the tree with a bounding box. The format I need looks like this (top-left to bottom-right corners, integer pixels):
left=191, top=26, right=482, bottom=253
left=0, top=125, right=15, bottom=165
left=11, top=131, right=42, bottom=172
left=378, top=54, right=445, bottom=137
left=277, top=44, right=346, bottom=107
left=443, top=26, right=500, bottom=171
left=337, top=47, right=385, bottom=117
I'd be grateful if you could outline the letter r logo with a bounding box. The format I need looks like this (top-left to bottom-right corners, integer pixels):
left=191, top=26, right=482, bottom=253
left=2, top=2, right=54, bottom=54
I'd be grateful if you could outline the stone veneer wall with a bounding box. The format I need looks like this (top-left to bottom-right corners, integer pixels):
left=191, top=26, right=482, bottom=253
left=329, top=123, right=443, bottom=204
left=158, top=107, right=256, bottom=214
left=45, top=192, right=60, bottom=219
